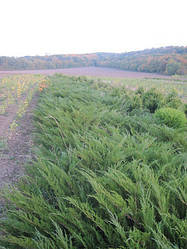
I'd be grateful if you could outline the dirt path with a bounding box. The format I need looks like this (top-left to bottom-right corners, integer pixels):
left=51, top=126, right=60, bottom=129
left=0, top=104, right=20, bottom=138
left=0, top=94, right=38, bottom=189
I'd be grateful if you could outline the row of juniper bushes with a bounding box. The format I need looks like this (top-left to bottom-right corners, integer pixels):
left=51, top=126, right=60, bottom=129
left=0, top=74, right=186, bottom=249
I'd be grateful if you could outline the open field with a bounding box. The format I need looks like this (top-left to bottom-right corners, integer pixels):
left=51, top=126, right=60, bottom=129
left=0, top=66, right=173, bottom=79
left=1, top=66, right=186, bottom=101
left=0, top=73, right=186, bottom=192
left=0, top=74, right=186, bottom=249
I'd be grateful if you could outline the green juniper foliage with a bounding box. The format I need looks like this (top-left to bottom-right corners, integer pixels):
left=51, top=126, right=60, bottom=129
left=0, top=75, right=186, bottom=249
left=155, top=107, right=187, bottom=128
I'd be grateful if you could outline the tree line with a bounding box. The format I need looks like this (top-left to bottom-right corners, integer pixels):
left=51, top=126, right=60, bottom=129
left=0, top=46, right=186, bottom=75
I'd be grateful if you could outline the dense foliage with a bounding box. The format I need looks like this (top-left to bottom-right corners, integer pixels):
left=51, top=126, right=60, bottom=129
left=96, top=46, right=187, bottom=75
left=0, top=46, right=187, bottom=75
left=155, top=107, right=187, bottom=128
left=0, top=75, right=186, bottom=249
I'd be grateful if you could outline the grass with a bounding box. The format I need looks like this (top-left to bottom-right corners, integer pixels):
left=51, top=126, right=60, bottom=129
left=0, top=74, right=186, bottom=249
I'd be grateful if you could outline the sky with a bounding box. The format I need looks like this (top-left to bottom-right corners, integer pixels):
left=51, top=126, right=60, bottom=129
left=0, top=0, right=186, bottom=57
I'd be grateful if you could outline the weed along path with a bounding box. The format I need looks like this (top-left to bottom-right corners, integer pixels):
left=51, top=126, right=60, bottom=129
left=0, top=102, right=19, bottom=138
left=0, top=75, right=45, bottom=190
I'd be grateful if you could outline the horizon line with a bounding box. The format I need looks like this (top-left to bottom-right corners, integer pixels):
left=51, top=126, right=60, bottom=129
left=1, top=45, right=186, bottom=58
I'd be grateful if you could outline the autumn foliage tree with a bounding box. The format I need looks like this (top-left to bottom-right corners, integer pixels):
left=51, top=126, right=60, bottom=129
left=0, top=46, right=186, bottom=75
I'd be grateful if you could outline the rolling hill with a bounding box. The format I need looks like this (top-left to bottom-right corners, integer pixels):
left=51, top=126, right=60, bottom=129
left=0, top=46, right=187, bottom=75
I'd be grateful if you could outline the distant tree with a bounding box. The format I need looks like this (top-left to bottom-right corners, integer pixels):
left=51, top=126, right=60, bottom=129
left=166, top=61, right=181, bottom=75
left=0, top=46, right=186, bottom=74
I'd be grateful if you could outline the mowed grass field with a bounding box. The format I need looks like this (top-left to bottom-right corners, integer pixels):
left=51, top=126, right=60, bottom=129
left=0, top=74, right=186, bottom=249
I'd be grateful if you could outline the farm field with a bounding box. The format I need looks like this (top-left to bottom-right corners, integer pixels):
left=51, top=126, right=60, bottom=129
left=0, top=67, right=186, bottom=103
left=0, top=66, right=174, bottom=79
left=0, top=74, right=186, bottom=249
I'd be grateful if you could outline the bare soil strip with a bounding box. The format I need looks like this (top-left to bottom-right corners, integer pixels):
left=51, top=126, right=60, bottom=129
left=0, top=94, right=38, bottom=189
left=0, top=104, right=19, bottom=138
left=0, top=67, right=172, bottom=79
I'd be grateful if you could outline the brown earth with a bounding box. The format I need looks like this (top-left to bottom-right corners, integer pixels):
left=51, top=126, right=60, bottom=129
left=0, top=66, right=172, bottom=79
left=0, top=94, right=38, bottom=190
left=0, top=104, right=19, bottom=138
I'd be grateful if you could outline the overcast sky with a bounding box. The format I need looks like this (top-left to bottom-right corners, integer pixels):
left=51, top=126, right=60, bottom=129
left=0, top=0, right=186, bottom=57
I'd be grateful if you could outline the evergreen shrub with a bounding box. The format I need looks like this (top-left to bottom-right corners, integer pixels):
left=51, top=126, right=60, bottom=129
left=155, top=107, right=186, bottom=128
